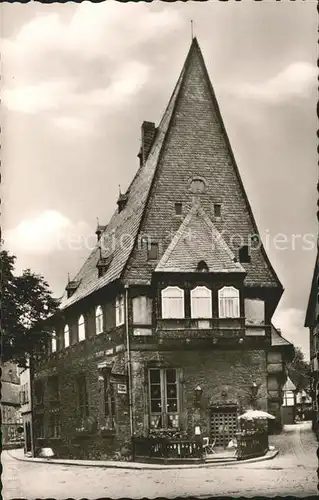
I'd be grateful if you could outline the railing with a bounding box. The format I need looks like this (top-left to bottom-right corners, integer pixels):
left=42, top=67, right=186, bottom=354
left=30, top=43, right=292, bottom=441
left=236, top=431, right=269, bottom=460
left=133, top=437, right=203, bottom=461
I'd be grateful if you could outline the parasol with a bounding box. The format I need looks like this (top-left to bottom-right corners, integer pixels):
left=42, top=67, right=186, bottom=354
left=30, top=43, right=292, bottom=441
left=238, top=409, right=276, bottom=421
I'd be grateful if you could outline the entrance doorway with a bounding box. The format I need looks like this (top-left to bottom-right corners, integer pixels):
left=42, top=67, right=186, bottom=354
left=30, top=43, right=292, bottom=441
left=210, top=406, right=238, bottom=448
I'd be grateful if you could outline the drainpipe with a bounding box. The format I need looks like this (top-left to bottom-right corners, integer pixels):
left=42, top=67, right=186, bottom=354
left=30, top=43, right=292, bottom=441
left=124, top=284, right=135, bottom=459
left=29, top=356, right=36, bottom=458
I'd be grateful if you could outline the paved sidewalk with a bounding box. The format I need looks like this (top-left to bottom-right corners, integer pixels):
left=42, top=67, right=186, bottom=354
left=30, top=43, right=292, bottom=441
left=8, top=447, right=278, bottom=470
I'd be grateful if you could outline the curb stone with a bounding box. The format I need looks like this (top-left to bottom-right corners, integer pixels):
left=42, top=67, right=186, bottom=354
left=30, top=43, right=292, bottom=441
left=7, top=449, right=279, bottom=470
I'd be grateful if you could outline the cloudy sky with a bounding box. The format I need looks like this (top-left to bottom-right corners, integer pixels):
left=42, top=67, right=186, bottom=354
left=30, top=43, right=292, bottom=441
left=2, top=1, right=317, bottom=359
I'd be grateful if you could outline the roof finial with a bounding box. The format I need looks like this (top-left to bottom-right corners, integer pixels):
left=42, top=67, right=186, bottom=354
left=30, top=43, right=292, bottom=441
left=67, top=272, right=70, bottom=283
left=118, top=184, right=122, bottom=195
left=96, top=216, right=100, bottom=226
left=190, top=20, right=194, bottom=40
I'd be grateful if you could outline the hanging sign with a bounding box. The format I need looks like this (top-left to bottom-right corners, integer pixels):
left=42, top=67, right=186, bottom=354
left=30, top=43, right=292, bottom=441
left=117, top=383, right=127, bottom=394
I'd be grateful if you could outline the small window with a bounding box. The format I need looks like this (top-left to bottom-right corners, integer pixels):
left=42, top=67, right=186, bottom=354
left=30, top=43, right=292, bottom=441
left=116, top=295, right=125, bottom=326
left=175, top=203, right=182, bottom=215
left=147, top=242, right=159, bottom=261
left=95, top=305, right=104, bottom=334
left=51, top=331, right=57, bottom=353
left=78, top=315, right=86, bottom=342
left=64, top=325, right=70, bottom=348
left=196, top=260, right=209, bottom=272
left=34, top=380, right=44, bottom=405
left=49, top=413, right=61, bottom=438
left=214, top=204, right=221, bottom=218
left=239, top=246, right=251, bottom=263
left=103, top=372, right=116, bottom=427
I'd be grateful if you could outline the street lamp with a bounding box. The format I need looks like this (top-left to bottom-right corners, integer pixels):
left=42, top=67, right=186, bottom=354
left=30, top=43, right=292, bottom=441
left=250, top=382, right=259, bottom=409
left=194, top=385, right=203, bottom=407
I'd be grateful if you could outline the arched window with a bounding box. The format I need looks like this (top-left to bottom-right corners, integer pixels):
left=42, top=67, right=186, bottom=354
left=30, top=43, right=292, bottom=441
left=51, top=331, right=57, bottom=353
left=78, top=315, right=86, bottom=342
left=191, top=286, right=212, bottom=318
left=218, top=286, right=240, bottom=318
left=161, top=287, right=185, bottom=319
left=96, top=306, right=103, bottom=334
left=64, top=325, right=70, bottom=348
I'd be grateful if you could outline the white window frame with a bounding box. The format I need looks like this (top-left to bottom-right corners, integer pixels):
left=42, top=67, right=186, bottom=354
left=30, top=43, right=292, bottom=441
left=64, top=324, right=70, bottom=348
left=95, top=305, right=104, bottom=334
left=218, top=286, right=240, bottom=318
left=78, top=315, right=86, bottom=342
left=191, top=286, right=212, bottom=319
left=116, top=295, right=125, bottom=326
left=161, top=286, right=185, bottom=319
left=244, top=298, right=265, bottom=326
left=51, top=331, right=57, bottom=353
left=132, top=296, right=152, bottom=325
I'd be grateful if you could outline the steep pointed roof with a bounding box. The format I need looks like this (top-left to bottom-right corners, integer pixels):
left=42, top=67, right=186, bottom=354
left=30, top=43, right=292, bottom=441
left=59, top=38, right=282, bottom=311
left=283, top=377, right=296, bottom=392
left=156, top=202, right=246, bottom=274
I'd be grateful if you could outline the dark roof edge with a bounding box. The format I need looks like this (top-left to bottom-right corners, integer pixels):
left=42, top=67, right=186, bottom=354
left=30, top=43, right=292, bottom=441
left=304, top=252, right=318, bottom=327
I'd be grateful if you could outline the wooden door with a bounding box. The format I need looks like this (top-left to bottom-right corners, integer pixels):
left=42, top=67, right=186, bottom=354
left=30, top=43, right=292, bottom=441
left=210, top=407, right=238, bottom=448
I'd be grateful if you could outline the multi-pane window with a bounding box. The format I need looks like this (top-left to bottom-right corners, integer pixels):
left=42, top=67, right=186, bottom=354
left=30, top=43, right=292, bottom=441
left=103, top=373, right=116, bottom=427
left=282, top=390, right=295, bottom=407
left=76, top=374, right=89, bottom=420
left=78, top=315, right=86, bottom=342
left=51, top=331, right=57, bottom=353
left=116, top=295, right=125, bottom=326
left=20, top=383, right=29, bottom=404
left=161, top=287, right=185, bottom=319
left=149, top=368, right=180, bottom=429
left=245, top=299, right=265, bottom=325
left=95, top=305, right=104, bottom=334
left=49, top=414, right=61, bottom=438
left=218, top=286, right=240, bottom=318
left=64, top=325, right=70, bottom=348
left=191, top=286, right=212, bottom=318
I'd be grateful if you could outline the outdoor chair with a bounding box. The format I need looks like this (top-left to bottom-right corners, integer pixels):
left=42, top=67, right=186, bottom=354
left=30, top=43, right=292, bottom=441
left=202, top=436, right=216, bottom=455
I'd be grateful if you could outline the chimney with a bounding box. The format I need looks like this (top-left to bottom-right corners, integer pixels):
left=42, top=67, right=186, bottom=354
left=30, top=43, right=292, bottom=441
left=137, top=121, right=156, bottom=166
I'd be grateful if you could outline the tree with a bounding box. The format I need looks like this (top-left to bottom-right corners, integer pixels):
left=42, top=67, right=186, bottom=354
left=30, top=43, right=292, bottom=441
left=1, top=250, right=59, bottom=366
left=287, top=347, right=311, bottom=393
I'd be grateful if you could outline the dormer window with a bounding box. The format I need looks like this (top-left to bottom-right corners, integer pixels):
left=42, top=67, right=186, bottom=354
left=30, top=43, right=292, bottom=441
left=66, top=280, right=79, bottom=299
left=117, top=192, right=128, bottom=213
left=196, top=260, right=209, bottom=272
left=97, top=255, right=113, bottom=278
left=239, top=245, right=251, bottom=263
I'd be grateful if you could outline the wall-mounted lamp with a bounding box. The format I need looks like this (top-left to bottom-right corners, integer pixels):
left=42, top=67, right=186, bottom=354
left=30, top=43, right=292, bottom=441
left=251, top=382, right=258, bottom=398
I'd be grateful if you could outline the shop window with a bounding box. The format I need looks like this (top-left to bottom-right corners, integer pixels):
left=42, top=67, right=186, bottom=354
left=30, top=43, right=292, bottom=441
left=191, top=286, right=212, bottom=318
left=218, top=286, right=240, bottom=318
left=161, top=287, right=185, bottom=319
left=149, top=368, right=180, bottom=429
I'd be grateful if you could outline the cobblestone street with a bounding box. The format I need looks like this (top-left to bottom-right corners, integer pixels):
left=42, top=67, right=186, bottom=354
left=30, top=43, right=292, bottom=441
left=3, top=422, right=317, bottom=499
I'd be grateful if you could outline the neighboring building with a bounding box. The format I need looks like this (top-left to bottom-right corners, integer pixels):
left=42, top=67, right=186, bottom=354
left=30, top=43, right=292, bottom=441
left=281, top=377, right=296, bottom=425
left=32, top=38, right=294, bottom=460
left=296, top=390, right=312, bottom=421
left=19, top=362, right=33, bottom=454
left=1, top=361, right=23, bottom=447
left=305, top=252, right=319, bottom=436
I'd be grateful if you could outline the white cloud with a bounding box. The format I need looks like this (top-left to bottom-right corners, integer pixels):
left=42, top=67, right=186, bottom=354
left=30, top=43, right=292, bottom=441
left=1, top=2, right=181, bottom=125
left=224, top=62, right=316, bottom=103
left=273, top=307, right=309, bottom=360
left=4, top=210, right=91, bottom=255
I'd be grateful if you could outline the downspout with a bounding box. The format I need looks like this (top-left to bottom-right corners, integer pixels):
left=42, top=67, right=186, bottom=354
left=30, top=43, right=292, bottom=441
left=124, top=284, right=134, bottom=459
left=29, top=356, right=36, bottom=457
